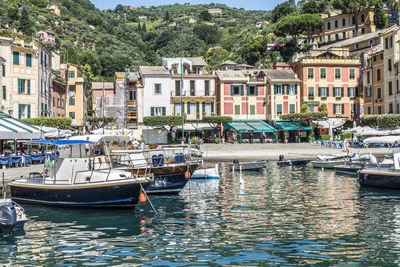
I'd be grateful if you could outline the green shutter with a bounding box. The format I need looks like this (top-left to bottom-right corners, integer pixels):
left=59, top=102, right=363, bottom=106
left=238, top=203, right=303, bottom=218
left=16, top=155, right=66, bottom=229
left=18, top=79, right=21, bottom=94
left=235, top=105, right=240, bottom=115
left=250, top=105, right=255, bottom=114
left=2, top=86, right=5, bottom=100
left=246, top=85, right=250, bottom=96
left=295, top=84, right=298, bottom=94
left=162, top=107, right=166, bottom=116
left=318, top=87, right=321, bottom=96
left=151, top=107, right=155, bottom=116
left=18, top=104, right=22, bottom=119
left=274, top=84, right=277, bottom=94
left=341, top=104, right=345, bottom=114
left=290, top=104, right=295, bottom=113
left=202, top=102, right=205, bottom=113
left=255, top=86, right=259, bottom=96
left=27, top=80, right=30, bottom=95
left=347, top=87, right=350, bottom=97
left=326, top=87, right=329, bottom=97
left=277, top=104, right=282, bottom=113
left=230, top=85, right=234, bottom=96
left=333, top=88, right=336, bottom=97
left=26, top=54, right=32, bottom=67
left=27, top=104, right=31, bottom=118
left=341, top=87, right=344, bottom=97
left=211, top=102, right=214, bottom=113
left=240, top=85, right=244, bottom=96
left=196, top=102, right=199, bottom=113
left=13, top=52, right=19, bottom=65
left=350, top=68, right=355, bottom=78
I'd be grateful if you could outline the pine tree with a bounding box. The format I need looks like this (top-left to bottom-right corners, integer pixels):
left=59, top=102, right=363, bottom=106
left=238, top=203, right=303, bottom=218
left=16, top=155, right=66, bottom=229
left=374, top=1, right=387, bottom=30
left=137, top=21, right=141, bottom=31
left=164, top=11, right=170, bottom=21
left=142, top=22, right=146, bottom=32
left=18, top=8, right=33, bottom=35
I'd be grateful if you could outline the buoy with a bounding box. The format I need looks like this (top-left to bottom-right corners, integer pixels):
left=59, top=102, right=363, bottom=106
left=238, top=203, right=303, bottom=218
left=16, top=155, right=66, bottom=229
left=185, top=170, right=191, bottom=180
left=139, top=191, right=147, bottom=204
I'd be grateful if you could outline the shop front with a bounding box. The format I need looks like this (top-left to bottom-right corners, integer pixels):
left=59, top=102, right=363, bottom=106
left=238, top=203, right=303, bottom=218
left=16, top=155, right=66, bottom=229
left=224, top=120, right=277, bottom=144
left=274, top=121, right=312, bottom=143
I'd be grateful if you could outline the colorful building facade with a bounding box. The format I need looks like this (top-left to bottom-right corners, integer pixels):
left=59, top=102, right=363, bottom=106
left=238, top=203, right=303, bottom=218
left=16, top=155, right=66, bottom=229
left=216, top=70, right=266, bottom=120
left=293, top=48, right=361, bottom=120
left=64, top=64, right=87, bottom=125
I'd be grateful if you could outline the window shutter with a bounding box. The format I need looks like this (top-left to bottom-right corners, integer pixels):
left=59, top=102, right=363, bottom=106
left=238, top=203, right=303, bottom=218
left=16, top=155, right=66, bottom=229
left=255, top=86, right=259, bottom=96
left=326, top=87, right=329, bottom=97
left=240, top=85, right=244, bottom=96
left=341, top=104, right=345, bottom=114
left=27, top=80, right=31, bottom=95
left=196, top=102, right=199, bottom=113
left=151, top=107, right=155, bottom=116
left=286, top=84, right=289, bottom=95
left=246, top=85, right=250, bottom=96
left=202, top=102, right=205, bottom=113
left=295, top=84, right=298, bottom=94
left=356, top=87, right=359, bottom=97
left=211, top=102, right=214, bottom=113
left=333, top=88, right=336, bottom=97
left=318, top=87, right=321, bottom=96
left=27, top=104, right=31, bottom=118
left=347, top=87, right=350, bottom=97
left=162, top=107, right=166, bottom=116
left=18, top=104, right=22, bottom=119
left=341, top=87, right=344, bottom=97
left=230, top=85, right=234, bottom=96
left=274, top=84, right=277, bottom=94
left=18, top=79, right=21, bottom=94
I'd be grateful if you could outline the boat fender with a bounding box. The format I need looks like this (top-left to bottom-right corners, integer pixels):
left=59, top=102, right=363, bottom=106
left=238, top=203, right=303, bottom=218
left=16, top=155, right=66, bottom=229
left=185, top=170, right=191, bottom=180
left=139, top=191, right=147, bottom=204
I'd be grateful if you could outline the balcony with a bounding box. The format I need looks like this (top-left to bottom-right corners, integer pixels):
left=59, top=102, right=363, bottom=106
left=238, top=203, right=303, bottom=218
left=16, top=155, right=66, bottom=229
left=171, top=91, right=215, bottom=101
left=248, top=77, right=264, bottom=83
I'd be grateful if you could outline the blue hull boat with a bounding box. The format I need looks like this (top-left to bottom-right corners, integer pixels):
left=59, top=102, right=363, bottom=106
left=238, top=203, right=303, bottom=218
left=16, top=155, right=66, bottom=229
left=277, top=160, right=310, bottom=167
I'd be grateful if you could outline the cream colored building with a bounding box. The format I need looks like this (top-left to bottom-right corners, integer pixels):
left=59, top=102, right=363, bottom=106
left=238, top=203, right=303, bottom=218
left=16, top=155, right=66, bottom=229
left=64, top=64, right=87, bottom=125
left=308, top=8, right=376, bottom=44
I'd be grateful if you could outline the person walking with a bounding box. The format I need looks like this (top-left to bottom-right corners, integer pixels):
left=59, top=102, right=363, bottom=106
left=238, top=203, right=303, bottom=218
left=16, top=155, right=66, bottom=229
left=140, top=141, right=145, bottom=151
left=196, top=138, right=201, bottom=150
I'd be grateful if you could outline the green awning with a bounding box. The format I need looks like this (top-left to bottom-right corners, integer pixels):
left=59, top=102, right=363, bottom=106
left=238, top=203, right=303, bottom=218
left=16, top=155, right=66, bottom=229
left=0, top=112, right=42, bottom=140
left=274, top=121, right=312, bottom=131
left=224, top=120, right=276, bottom=133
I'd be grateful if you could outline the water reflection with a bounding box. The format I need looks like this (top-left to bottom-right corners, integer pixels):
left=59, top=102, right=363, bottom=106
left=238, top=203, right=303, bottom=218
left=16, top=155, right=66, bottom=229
left=2, top=163, right=400, bottom=265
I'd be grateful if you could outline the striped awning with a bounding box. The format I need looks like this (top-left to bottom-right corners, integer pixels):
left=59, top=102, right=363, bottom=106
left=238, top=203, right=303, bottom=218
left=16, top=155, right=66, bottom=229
left=0, top=112, right=41, bottom=140
left=225, top=120, right=276, bottom=133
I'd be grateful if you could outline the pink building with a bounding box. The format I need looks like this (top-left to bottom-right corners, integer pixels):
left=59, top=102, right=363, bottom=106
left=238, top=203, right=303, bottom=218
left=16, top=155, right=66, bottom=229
left=91, top=82, right=115, bottom=117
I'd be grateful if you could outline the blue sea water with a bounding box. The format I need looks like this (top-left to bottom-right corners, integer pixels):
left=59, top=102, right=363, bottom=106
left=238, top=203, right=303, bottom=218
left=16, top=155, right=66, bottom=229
left=1, top=163, right=400, bottom=266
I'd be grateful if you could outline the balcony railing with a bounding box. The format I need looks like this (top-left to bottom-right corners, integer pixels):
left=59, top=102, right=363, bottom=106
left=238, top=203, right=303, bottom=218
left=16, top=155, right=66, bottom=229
left=171, top=91, right=215, bottom=97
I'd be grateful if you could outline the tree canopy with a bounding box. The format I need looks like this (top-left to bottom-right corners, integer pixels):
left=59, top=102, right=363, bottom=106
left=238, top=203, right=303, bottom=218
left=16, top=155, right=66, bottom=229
left=143, top=116, right=185, bottom=133
left=279, top=112, right=328, bottom=126
left=271, top=0, right=297, bottom=22
left=374, top=0, right=388, bottom=30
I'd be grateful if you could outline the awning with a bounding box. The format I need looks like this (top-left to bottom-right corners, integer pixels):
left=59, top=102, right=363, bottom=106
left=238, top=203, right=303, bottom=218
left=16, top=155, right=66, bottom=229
left=364, top=136, right=400, bottom=144
left=176, top=123, right=214, bottom=132
left=274, top=121, right=312, bottom=131
left=311, top=118, right=347, bottom=129
left=0, top=112, right=41, bottom=140
left=224, top=120, right=276, bottom=133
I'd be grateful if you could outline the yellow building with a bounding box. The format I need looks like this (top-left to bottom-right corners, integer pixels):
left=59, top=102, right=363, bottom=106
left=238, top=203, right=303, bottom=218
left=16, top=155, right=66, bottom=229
left=64, top=64, right=87, bottom=126
left=308, top=8, right=376, bottom=44
left=263, top=69, right=301, bottom=121
left=381, top=26, right=400, bottom=114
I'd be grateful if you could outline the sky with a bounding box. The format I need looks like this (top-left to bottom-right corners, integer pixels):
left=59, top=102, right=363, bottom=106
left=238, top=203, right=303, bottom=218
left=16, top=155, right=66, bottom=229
left=90, top=0, right=286, bottom=11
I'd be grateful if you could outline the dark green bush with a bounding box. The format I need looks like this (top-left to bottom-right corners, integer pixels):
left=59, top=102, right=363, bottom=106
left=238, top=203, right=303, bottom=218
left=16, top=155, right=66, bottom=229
left=22, top=117, right=72, bottom=129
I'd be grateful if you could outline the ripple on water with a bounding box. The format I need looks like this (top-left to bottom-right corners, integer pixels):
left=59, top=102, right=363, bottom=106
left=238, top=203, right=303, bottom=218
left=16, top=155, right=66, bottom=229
left=2, top=164, right=400, bottom=265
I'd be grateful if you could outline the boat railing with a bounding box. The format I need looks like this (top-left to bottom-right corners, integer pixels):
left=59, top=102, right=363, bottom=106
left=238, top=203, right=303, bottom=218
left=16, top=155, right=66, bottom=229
left=72, top=167, right=150, bottom=185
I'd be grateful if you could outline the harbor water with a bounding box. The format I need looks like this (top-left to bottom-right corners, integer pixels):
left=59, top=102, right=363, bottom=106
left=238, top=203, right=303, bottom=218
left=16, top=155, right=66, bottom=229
left=2, top=162, right=400, bottom=265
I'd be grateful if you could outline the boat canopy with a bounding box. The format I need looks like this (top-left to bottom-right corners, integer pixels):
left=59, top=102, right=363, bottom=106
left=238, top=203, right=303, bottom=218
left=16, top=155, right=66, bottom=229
left=26, top=140, right=94, bottom=145
left=69, top=135, right=131, bottom=143
left=363, top=136, right=400, bottom=144
left=274, top=121, right=312, bottom=131
left=224, top=120, right=276, bottom=133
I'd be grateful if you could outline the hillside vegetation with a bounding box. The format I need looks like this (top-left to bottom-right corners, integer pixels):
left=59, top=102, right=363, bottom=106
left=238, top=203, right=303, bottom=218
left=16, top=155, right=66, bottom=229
left=1, top=0, right=389, bottom=81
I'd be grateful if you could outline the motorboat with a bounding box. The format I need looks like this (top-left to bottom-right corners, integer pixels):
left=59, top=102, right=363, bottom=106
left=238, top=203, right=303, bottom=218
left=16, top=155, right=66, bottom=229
left=9, top=139, right=153, bottom=209
left=229, top=160, right=268, bottom=172
left=311, top=154, right=353, bottom=169
left=335, top=154, right=393, bottom=175
left=0, top=199, right=27, bottom=234
left=191, top=164, right=220, bottom=179
left=359, top=149, right=400, bottom=189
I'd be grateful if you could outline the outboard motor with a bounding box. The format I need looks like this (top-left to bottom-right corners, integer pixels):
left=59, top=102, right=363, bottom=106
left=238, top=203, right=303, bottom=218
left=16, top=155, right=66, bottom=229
left=0, top=204, right=17, bottom=233
left=279, top=155, right=284, bottom=161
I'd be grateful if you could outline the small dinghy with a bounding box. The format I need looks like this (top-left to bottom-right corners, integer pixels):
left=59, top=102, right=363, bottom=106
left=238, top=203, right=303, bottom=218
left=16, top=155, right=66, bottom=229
left=276, top=155, right=309, bottom=166
left=191, top=164, right=220, bottom=179
left=229, top=160, right=268, bottom=172
left=0, top=199, right=27, bottom=234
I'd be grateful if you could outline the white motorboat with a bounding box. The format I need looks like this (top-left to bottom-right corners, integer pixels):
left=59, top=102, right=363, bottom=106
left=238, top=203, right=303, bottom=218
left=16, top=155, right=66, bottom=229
left=191, top=164, right=220, bottom=179
left=0, top=199, right=27, bottom=233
